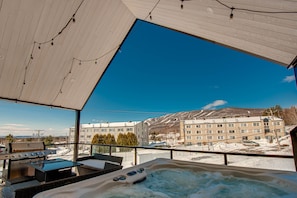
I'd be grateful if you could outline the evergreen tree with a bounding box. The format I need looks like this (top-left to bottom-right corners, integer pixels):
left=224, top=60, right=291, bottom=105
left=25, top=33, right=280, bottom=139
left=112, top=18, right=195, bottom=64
left=105, top=133, right=116, bottom=145
left=44, top=135, right=53, bottom=146
left=91, top=134, right=100, bottom=144
left=116, top=132, right=138, bottom=152
left=127, top=132, right=138, bottom=146
left=117, top=133, right=124, bottom=145
left=5, top=134, right=14, bottom=143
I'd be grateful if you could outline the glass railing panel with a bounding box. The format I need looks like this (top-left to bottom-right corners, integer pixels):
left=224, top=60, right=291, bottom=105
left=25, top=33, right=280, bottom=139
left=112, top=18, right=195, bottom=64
left=46, top=143, right=74, bottom=161
left=227, top=155, right=295, bottom=171
left=111, top=146, right=136, bottom=169
left=173, top=151, right=224, bottom=165
left=137, top=148, right=171, bottom=165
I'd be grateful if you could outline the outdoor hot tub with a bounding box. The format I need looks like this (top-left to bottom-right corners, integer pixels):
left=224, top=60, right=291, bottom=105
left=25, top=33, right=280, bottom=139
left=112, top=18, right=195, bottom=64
left=34, top=158, right=297, bottom=198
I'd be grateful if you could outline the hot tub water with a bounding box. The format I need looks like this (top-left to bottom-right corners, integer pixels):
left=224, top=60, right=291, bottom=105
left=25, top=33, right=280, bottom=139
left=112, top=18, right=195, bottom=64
left=98, top=168, right=295, bottom=198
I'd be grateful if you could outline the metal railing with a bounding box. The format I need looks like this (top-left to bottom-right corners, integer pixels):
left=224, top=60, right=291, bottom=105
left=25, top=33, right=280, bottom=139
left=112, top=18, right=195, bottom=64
left=46, top=143, right=295, bottom=171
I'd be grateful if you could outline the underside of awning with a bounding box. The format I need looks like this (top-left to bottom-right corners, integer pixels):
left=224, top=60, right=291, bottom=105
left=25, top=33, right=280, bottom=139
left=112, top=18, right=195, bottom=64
left=0, top=0, right=296, bottom=110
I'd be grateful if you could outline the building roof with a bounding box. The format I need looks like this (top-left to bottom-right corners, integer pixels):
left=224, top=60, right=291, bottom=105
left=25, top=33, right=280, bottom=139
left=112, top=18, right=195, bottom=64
left=1, top=0, right=296, bottom=110
left=80, top=121, right=140, bottom=128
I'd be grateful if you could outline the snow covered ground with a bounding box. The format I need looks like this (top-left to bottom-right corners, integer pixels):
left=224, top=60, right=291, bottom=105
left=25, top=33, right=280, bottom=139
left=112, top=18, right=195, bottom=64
left=45, top=135, right=295, bottom=172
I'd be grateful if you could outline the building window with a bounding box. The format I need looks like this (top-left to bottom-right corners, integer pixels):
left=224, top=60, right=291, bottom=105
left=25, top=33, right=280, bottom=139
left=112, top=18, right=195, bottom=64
left=207, top=136, right=212, bottom=140
left=186, top=125, right=191, bottom=128
left=207, top=124, right=212, bottom=128
left=263, top=118, right=270, bottom=134
left=253, top=129, right=261, bottom=133
left=228, top=123, right=234, bottom=127
left=229, top=130, right=235, bottom=133
left=196, top=125, right=201, bottom=128
left=186, top=136, right=191, bottom=140
left=118, top=128, right=124, bottom=132
left=207, top=130, right=212, bottom=134
left=255, top=136, right=261, bottom=140
left=109, top=128, right=115, bottom=132
left=274, top=121, right=281, bottom=126
left=265, top=129, right=270, bottom=133
left=242, top=136, right=248, bottom=140
left=217, top=124, right=223, bottom=127
left=229, top=136, right=235, bottom=139
left=87, top=135, right=91, bottom=138
left=241, top=123, right=247, bottom=127
left=217, top=130, right=224, bottom=134
left=196, top=131, right=202, bottom=134
left=197, top=136, right=202, bottom=140
left=186, top=131, right=191, bottom=134
left=253, top=122, right=260, bottom=127
left=101, top=129, right=107, bottom=132
left=127, top=128, right=133, bottom=132
left=241, top=129, right=248, bottom=133
left=218, top=136, right=224, bottom=140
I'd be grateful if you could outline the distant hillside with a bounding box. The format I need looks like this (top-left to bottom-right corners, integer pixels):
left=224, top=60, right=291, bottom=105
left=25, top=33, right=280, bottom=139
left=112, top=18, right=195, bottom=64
left=144, top=107, right=269, bottom=135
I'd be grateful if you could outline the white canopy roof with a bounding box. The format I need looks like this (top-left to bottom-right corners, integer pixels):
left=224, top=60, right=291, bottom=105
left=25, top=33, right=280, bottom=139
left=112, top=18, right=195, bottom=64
left=0, top=0, right=296, bottom=110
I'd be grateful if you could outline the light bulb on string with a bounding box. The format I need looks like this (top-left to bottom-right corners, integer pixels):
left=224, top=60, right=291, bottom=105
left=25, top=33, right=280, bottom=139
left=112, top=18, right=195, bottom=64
left=72, top=13, right=76, bottom=23
left=230, top=7, right=234, bottom=19
left=51, top=39, right=54, bottom=46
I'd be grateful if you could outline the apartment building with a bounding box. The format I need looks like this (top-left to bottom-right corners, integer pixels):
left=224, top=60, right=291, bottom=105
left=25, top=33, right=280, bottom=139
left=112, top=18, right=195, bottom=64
left=69, top=121, right=149, bottom=146
left=180, top=116, right=285, bottom=146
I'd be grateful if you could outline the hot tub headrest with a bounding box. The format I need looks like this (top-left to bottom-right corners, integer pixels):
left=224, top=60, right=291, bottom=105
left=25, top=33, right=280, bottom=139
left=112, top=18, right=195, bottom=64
left=77, top=153, right=123, bottom=165
left=93, top=153, right=123, bottom=165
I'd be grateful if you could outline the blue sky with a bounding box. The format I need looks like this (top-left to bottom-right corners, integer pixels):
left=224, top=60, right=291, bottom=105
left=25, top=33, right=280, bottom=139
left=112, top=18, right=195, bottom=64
left=0, top=20, right=296, bottom=136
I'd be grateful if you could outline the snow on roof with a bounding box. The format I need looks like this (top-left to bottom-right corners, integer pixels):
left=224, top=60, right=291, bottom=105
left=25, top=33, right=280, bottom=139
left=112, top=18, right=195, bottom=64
left=81, top=121, right=140, bottom=128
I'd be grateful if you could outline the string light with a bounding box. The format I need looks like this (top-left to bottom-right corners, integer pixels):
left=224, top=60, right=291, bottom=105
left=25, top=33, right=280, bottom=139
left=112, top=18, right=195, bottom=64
left=19, top=0, right=85, bottom=100
left=146, top=0, right=297, bottom=21
left=73, top=45, right=120, bottom=66
left=230, top=7, right=234, bottom=19
left=180, top=0, right=192, bottom=10
left=145, top=0, right=160, bottom=21
left=51, top=45, right=121, bottom=105
left=215, top=0, right=297, bottom=19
